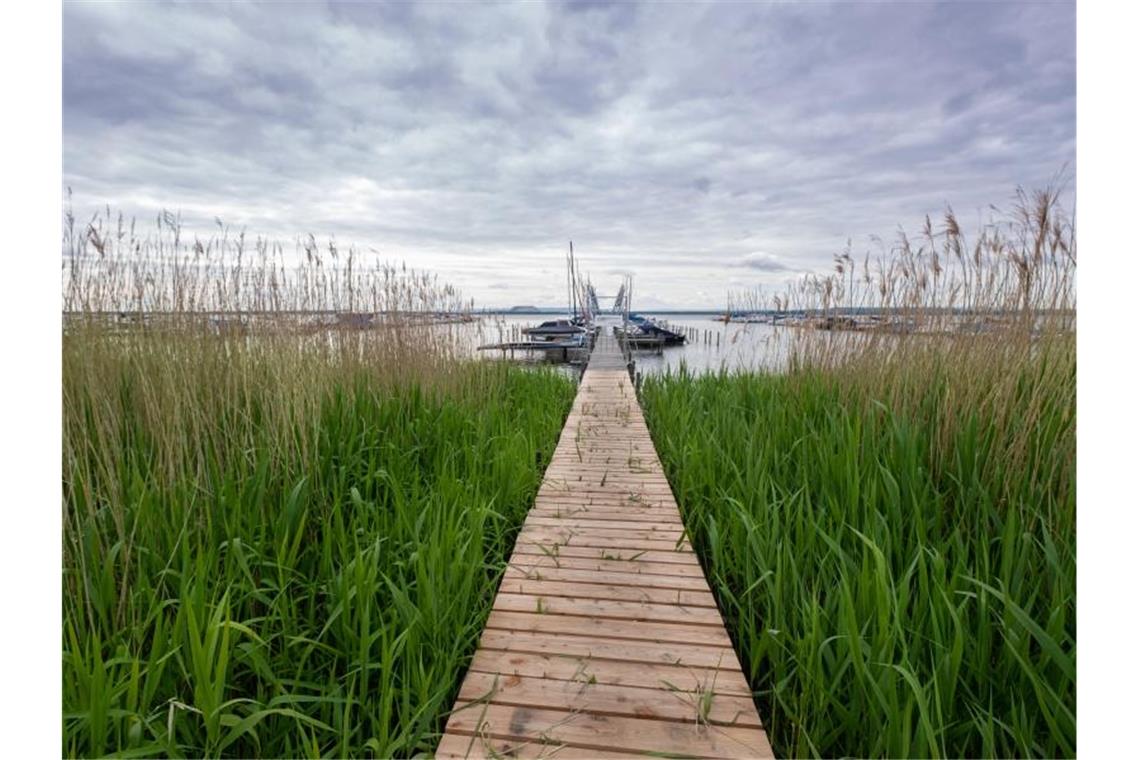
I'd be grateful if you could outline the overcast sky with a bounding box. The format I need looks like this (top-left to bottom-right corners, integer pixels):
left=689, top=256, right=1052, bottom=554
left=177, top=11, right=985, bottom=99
left=63, top=0, right=1075, bottom=309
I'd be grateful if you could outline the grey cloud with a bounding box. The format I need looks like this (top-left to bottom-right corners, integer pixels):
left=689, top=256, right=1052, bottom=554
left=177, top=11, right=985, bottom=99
left=739, top=253, right=791, bottom=272
left=942, top=92, right=975, bottom=118
left=63, top=0, right=1075, bottom=308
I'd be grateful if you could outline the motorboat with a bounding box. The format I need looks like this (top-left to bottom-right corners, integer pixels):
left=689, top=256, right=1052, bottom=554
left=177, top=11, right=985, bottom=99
left=624, top=314, right=686, bottom=345
left=522, top=318, right=586, bottom=340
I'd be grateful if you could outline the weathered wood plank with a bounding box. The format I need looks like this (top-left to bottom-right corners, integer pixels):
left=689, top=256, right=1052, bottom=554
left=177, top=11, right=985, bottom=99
left=506, top=554, right=708, bottom=578
left=444, top=704, right=772, bottom=759
left=531, top=496, right=676, bottom=508
left=526, top=516, right=686, bottom=533
left=435, top=730, right=649, bottom=759
left=483, top=610, right=733, bottom=647
left=528, top=510, right=686, bottom=524
left=465, top=649, right=753, bottom=697
left=492, top=592, right=725, bottom=625
left=510, top=545, right=697, bottom=564
left=518, top=534, right=688, bottom=550
left=519, top=526, right=688, bottom=543
left=502, top=565, right=711, bottom=591
left=496, top=578, right=715, bottom=608
left=477, top=629, right=742, bottom=671
left=456, top=672, right=764, bottom=728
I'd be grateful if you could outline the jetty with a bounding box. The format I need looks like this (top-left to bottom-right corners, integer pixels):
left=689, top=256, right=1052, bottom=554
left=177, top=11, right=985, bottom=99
left=477, top=339, right=589, bottom=363
left=438, top=327, right=773, bottom=758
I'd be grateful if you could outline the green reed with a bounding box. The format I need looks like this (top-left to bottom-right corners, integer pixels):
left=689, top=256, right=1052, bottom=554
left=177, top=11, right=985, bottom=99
left=62, top=328, right=575, bottom=758
left=644, top=183, right=1075, bottom=758
left=643, top=332, right=1074, bottom=759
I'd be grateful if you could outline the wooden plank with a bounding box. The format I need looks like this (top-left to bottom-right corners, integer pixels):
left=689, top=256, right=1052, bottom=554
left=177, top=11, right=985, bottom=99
left=529, top=501, right=680, bottom=514
left=465, top=649, right=753, bottom=697
left=456, top=672, right=764, bottom=728
left=548, top=438, right=657, bottom=446
left=550, top=446, right=656, bottom=453
left=437, top=732, right=646, bottom=759
left=443, top=704, right=772, bottom=759
left=545, top=465, right=665, bottom=475
left=532, top=497, right=677, bottom=510
left=517, top=530, right=691, bottom=550
left=517, top=544, right=693, bottom=562
left=549, top=438, right=655, bottom=445
left=492, top=593, right=724, bottom=626
left=526, top=517, right=685, bottom=533
left=543, top=462, right=666, bottom=472
left=540, top=478, right=673, bottom=490
left=502, top=565, right=711, bottom=591
left=527, top=509, right=680, bottom=522
left=547, top=458, right=665, bottom=469
left=528, top=510, right=684, bottom=525
left=518, top=527, right=690, bottom=548
left=538, top=485, right=677, bottom=497
left=542, top=479, right=675, bottom=491
left=534, top=488, right=673, bottom=500
left=510, top=544, right=699, bottom=565
left=483, top=610, right=732, bottom=647
left=556, top=438, right=654, bottom=444
left=506, top=554, right=708, bottom=578
left=541, top=478, right=671, bottom=489
left=542, top=470, right=666, bottom=480
left=497, top=578, right=715, bottom=608
left=478, top=627, right=738, bottom=668
left=520, top=524, right=687, bottom=540
left=527, top=512, right=681, bottom=525
left=518, top=527, right=690, bottom=543
left=531, top=498, right=671, bottom=508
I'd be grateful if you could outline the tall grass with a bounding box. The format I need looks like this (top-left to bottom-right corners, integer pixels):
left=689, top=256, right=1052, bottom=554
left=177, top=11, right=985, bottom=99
left=62, top=214, right=576, bottom=757
left=728, top=185, right=1074, bottom=336
left=642, top=188, right=1075, bottom=758
left=63, top=204, right=471, bottom=318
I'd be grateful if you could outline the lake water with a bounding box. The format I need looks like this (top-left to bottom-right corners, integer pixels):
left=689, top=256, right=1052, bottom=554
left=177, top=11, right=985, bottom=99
left=463, top=313, right=808, bottom=375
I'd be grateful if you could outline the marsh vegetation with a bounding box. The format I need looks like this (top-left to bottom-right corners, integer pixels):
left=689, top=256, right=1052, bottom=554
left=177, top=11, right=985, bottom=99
left=643, top=188, right=1076, bottom=757
left=61, top=215, right=575, bottom=757
left=62, top=185, right=1075, bottom=758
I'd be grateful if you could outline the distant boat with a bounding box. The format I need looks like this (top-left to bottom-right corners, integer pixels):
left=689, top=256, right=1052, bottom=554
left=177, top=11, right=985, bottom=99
left=522, top=318, right=586, bottom=340
left=720, top=312, right=777, bottom=324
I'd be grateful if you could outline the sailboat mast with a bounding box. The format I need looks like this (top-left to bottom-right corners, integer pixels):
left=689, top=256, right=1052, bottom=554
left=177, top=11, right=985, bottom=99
left=566, top=242, right=573, bottom=319
left=570, top=241, right=579, bottom=320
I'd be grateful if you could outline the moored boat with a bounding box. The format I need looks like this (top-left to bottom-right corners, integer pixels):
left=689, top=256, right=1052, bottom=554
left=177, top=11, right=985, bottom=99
left=522, top=318, right=586, bottom=340
left=625, top=314, right=686, bottom=345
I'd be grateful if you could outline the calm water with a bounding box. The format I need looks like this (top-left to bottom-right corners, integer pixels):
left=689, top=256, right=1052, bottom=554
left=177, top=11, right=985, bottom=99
left=463, top=313, right=808, bottom=375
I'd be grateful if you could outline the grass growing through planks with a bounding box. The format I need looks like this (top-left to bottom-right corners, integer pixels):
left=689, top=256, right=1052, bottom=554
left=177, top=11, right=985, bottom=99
left=61, top=214, right=577, bottom=757
left=642, top=188, right=1075, bottom=758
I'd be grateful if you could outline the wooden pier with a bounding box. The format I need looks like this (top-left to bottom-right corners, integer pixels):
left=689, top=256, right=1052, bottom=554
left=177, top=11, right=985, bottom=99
left=438, top=330, right=773, bottom=759
left=476, top=339, right=589, bottom=363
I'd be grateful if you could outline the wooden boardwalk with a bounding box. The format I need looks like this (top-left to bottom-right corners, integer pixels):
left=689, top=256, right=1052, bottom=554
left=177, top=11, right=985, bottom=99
left=438, top=331, right=773, bottom=759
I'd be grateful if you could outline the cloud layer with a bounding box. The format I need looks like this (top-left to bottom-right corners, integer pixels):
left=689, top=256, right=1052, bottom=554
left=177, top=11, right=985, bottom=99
left=64, top=0, right=1075, bottom=308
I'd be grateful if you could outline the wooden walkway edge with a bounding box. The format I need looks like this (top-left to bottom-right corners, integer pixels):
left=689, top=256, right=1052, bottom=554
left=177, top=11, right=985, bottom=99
left=438, top=331, right=774, bottom=759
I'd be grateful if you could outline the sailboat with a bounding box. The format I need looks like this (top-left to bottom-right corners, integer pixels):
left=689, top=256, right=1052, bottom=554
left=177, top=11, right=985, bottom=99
left=523, top=241, right=593, bottom=340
